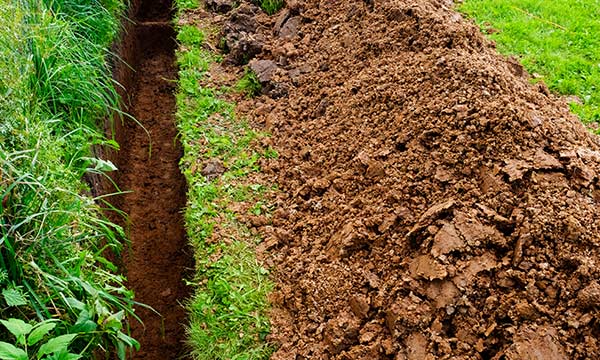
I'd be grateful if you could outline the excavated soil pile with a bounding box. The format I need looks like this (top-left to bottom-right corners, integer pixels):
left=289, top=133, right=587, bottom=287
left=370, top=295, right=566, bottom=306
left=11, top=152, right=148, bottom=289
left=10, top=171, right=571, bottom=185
left=207, top=0, right=600, bottom=358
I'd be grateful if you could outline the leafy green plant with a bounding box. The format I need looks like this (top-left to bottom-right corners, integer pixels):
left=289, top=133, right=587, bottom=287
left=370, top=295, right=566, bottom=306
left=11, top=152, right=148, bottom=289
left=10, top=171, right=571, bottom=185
left=257, top=0, right=284, bottom=15
left=235, top=70, right=262, bottom=98
left=0, top=318, right=79, bottom=360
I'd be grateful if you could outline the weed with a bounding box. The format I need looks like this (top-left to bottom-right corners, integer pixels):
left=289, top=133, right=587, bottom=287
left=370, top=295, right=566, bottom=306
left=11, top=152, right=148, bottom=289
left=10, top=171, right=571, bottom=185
left=175, top=0, right=200, bottom=12
left=236, top=70, right=262, bottom=98
left=257, top=0, right=284, bottom=15
left=460, top=0, right=600, bottom=124
left=0, top=318, right=80, bottom=359
left=177, top=25, right=205, bottom=46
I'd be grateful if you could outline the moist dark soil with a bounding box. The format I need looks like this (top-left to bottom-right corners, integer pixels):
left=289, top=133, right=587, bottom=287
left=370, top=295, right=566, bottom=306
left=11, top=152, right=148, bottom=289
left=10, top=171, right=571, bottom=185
left=193, top=0, right=600, bottom=359
left=110, top=1, right=192, bottom=358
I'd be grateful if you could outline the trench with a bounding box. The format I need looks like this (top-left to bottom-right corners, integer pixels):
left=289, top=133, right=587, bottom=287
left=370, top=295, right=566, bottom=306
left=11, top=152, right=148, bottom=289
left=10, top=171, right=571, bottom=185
left=108, top=0, right=192, bottom=358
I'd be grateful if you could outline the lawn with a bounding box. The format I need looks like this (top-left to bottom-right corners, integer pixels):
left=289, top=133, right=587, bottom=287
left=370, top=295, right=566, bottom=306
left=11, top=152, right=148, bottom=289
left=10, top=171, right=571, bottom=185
left=174, top=2, right=279, bottom=358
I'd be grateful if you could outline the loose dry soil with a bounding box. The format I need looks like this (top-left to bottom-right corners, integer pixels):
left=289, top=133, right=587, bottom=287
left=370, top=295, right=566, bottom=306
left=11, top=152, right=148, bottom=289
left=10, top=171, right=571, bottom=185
left=190, top=0, right=600, bottom=358
left=191, top=0, right=600, bottom=360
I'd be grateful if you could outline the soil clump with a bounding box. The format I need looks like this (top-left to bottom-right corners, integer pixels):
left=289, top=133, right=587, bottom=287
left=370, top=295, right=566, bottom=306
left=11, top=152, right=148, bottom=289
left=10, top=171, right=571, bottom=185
left=198, top=0, right=600, bottom=358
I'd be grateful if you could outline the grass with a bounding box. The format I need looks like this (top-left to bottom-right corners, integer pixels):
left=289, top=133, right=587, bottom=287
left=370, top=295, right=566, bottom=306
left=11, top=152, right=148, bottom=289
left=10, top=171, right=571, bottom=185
left=0, top=0, right=137, bottom=358
left=174, top=20, right=274, bottom=359
left=236, top=70, right=262, bottom=98
left=257, top=0, right=285, bottom=15
left=459, top=0, right=600, bottom=124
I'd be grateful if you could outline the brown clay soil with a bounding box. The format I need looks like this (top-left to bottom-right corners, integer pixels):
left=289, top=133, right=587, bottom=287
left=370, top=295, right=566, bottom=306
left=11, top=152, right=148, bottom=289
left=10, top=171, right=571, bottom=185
left=112, top=1, right=192, bottom=358
left=190, top=0, right=600, bottom=358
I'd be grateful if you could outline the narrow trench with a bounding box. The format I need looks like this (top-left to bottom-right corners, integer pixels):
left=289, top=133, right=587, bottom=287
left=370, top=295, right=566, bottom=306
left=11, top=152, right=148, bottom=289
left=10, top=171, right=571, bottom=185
left=112, top=0, right=192, bottom=358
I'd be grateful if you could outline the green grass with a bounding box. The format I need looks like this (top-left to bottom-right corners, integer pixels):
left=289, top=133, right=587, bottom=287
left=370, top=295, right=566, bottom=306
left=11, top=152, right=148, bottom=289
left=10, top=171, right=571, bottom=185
left=0, top=0, right=137, bottom=358
left=175, top=0, right=200, bottom=12
left=257, top=0, right=285, bottom=15
left=460, top=0, right=600, bottom=124
left=175, top=22, right=274, bottom=360
left=236, top=70, right=262, bottom=98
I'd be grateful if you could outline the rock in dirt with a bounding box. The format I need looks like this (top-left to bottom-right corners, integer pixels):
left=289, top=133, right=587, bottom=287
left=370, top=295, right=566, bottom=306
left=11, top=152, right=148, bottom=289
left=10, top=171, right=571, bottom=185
left=249, top=59, right=291, bottom=98
left=278, top=16, right=302, bottom=39
left=200, top=158, right=225, bottom=180
left=205, top=0, right=235, bottom=13
left=220, top=4, right=264, bottom=65
left=249, top=59, right=279, bottom=83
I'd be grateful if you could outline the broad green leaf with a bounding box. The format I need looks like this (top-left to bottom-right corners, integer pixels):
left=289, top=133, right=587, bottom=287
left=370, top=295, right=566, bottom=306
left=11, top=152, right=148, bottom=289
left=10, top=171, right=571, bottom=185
left=116, top=341, right=125, bottom=360
left=28, top=321, right=57, bottom=346
left=63, top=297, right=85, bottom=311
left=37, top=334, right=77, bottom=358
left=2, top=288, right=27, bottom=307
left=70, top=320, right=96, bottom=334
left=0, top=342, right=27, bottom=360
left=81, top=157, right=118, bottom=172
left=0, top=319, right=32, bottom=346
left=44, top=350, right=81, bottom=360
left=75, top=309, right=92, bottom=324
left=102, top=310, right=124, bottom=331
left=117, top=332, right=140, bottom=350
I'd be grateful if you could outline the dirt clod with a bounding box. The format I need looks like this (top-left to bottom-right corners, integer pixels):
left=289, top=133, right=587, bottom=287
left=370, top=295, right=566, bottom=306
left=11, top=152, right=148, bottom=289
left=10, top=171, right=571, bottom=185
left=221, top=4, right=264, bottom=65
left=205, top=0, right=235, bottom=13
left=504, top=326, right=568, bottom=360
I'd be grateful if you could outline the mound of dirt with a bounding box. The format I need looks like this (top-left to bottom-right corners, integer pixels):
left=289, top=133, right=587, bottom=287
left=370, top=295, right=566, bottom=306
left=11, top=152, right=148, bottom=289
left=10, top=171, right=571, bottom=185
left=204, top=0, right=600, bottom=358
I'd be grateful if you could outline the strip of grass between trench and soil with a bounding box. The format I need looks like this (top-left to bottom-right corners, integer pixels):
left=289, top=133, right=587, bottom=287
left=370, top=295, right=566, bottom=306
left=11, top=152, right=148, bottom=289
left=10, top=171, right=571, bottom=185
left=174, top=4, right=277, bottom=359
left=459, top=0, right=600, bottom=126
left=0, top=0, right=138, bottom=358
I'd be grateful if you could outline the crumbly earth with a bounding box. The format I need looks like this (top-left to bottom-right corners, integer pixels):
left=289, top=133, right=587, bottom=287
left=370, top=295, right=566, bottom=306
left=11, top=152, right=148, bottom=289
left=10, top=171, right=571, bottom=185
left=110, top=2, right=192, bottom=358
left=199, top=0, right=600, bottom=358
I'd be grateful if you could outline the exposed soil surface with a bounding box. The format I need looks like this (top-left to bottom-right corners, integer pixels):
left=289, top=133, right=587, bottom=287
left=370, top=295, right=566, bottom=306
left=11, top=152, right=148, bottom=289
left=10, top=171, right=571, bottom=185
left=194, top=0, right=600, bottom=358
left=112, top=1, right=192, bottom=358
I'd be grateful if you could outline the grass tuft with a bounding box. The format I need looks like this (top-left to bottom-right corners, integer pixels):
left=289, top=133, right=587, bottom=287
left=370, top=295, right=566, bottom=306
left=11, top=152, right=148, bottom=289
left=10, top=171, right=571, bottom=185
left=236, top=70, right=262, bottom=98
left=177, top=25, right=205, bottom=46
left=257, top=0, right=284, bottom=15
